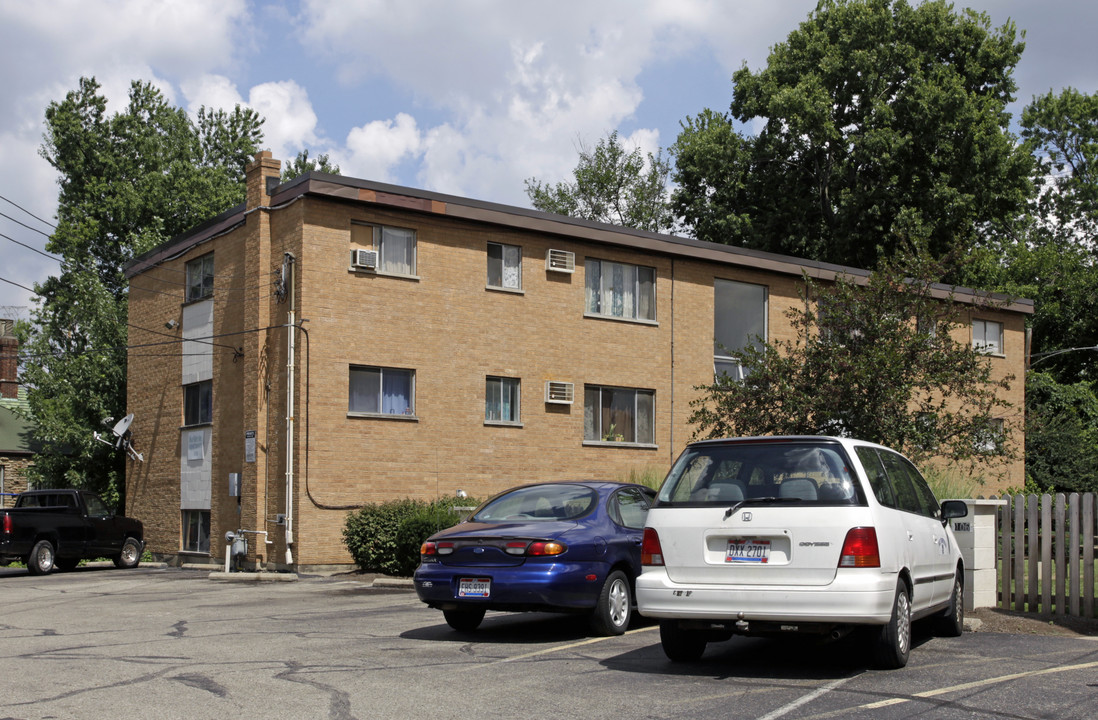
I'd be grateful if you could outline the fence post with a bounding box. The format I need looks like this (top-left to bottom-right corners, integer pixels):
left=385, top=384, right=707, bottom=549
left=1027, top=494, right=1038, bottom=612
left=1041, top=493, right=1052, bottom=614
left=952, top=498, right=1006, bottom=610
left=1084, top=493, right=1094, bottom=619
left=1056, top=493, right=1066, bottom=615
left=999, top=497, right=1011, bottom=610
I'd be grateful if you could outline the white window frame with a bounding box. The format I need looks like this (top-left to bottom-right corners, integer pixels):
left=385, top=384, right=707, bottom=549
left=185, top=254, right=214, bottom=302
left=487, top=242, right=522, bottom=291
left=976, top=418, right=1006, bottom=454
left=973, top=319, right=1004, bottom=355
left=348, top=365, right=416, bottom=417
left=583, top=385, right=656, bottom=446
left=584, top=259, right=656, bottom=322
left=351, top=223, right=417, bottom=277
left=485, top=376, right=521, bottom=425
left=714, top=279, right=768, bottom=381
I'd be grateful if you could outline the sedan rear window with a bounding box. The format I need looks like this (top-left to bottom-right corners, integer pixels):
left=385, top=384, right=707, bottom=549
left=658, top=441, right=865, bottom=507
left=473, top=484, right=598, bottom=521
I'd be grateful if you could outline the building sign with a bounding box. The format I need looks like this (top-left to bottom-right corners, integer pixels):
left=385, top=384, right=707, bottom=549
left=245, top=430, right=256, bottom=463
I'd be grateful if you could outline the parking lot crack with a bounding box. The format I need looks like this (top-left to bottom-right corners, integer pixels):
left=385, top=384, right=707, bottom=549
left=275, top=660, right=357, bottom=720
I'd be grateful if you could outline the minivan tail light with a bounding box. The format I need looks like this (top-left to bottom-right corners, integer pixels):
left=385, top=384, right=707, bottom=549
left=839, top=527, right=880, bottom=567
left=642, top=528, right=664, bottom=566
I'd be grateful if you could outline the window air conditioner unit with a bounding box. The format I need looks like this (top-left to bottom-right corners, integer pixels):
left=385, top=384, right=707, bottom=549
left=351, top=249, right=378, bottom=270
left=545, top=249, right=575, bottom=273
left=545, top=381, right=574, bottom=405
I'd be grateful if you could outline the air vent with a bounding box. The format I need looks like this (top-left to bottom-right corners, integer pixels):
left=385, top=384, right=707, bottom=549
left=545, top=249, right=575, bottom=273
left=351, top=249, right=378, bottom=270
left=545, top=381, right=574, bottom=405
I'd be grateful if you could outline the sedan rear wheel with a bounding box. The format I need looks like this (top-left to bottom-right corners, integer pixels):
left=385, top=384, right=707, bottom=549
left=590, top=570, right=631, bottom=636
left=659, top=620, right=708, bottom=662
left=872, top=581, right=912, bottom=669
left=443, top=607, right=486, bottom=632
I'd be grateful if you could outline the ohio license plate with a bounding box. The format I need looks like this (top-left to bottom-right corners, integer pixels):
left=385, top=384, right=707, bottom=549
left=458, top=577, right=491, bottom=598
left=726, top=538, right=770, bottom=563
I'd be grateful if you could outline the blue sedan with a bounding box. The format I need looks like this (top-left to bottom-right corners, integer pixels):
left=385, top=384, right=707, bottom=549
left=414, top=481, right=655, bottom=635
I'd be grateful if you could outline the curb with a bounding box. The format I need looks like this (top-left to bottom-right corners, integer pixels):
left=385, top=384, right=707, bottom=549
left=208, top=571, right=299, bottom=582
left=370, top=577, right=415, bottom=589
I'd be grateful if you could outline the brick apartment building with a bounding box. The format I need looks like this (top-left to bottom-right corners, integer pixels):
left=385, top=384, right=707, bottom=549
left=123, top=152, right=1031, bottom=569
left=1, top=318, right=35, bottom=506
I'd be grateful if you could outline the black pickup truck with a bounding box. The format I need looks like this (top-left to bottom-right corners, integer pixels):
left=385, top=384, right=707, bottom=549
left=0, top=489, right=144, bottom=575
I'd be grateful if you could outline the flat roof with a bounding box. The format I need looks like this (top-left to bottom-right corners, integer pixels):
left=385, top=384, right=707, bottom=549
left=125, top=170, right=1033, bottom=315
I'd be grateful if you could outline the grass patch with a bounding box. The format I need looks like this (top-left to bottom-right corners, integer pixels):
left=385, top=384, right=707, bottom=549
left=620, top=465, right=669, bottom=491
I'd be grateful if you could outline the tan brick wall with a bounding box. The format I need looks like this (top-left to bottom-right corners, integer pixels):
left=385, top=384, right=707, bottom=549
left=127, top=191, right=1031, bottom=567
left=1, top=455, right=33, bottom=507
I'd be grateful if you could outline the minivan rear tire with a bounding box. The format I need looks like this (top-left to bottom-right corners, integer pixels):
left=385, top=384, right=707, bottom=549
left=872, top=581, right=912, bottom=669
left=659, top=620, right=708, bottom=662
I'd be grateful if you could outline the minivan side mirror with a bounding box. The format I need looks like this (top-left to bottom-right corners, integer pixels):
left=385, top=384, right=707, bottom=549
left=940, top=499, right=968, bottom=526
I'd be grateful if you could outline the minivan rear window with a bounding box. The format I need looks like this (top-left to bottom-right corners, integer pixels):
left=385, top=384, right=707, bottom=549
left=657, top=441, right=865, bottom=507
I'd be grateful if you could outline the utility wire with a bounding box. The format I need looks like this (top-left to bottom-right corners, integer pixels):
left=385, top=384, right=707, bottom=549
left=0, top=194, right=55, bottom=229
left=0, top=276, right=37, bottom=293
left=0, top=210, right=51, bottom=237
left=0, top=230, right=62, bottom=261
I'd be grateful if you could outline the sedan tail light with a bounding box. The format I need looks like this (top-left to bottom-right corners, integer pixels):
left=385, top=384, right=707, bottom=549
left=839, top=527, right=881, bottom=567
left=641, top=528, right=664, bottom=566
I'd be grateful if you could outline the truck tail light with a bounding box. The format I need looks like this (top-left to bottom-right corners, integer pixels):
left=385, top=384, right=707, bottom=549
left=1, top=513, right=10, bottom=535
left=839, top=527, right=881, bottom=567
left=642, top=528, right=664, bottom=566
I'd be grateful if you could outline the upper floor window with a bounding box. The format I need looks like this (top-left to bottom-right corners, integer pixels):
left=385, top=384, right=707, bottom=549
left=714, top=279, right=767, bottom=380
left=485, top=376, right=520, bottom=424
left=351, top=223, right=417, bottom=276
left=583, top=385, right=655, bottom=445
left=183, top=380, right=212, bottom=426
left=973, top=319, right=1003, bottom=355
left=349, top=365, right=415, bottom=416
left=584, top=259, right=655, bottom=322
left=185, top=254, right=214, bottom=302
left=487, top=242, right=522, bottom=291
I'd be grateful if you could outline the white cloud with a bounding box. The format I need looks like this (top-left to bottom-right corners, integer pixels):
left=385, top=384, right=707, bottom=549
left=343, top=114, right=423, bottom=183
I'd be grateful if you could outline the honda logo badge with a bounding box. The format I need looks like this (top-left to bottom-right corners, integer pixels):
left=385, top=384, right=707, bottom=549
left=742, top=511, right=753, bottom=522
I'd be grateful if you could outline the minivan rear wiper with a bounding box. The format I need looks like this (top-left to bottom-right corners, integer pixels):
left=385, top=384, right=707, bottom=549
left=723, top=496, right=802, bottom=519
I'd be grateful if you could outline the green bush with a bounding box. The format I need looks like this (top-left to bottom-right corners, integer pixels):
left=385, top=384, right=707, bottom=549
left=342, top=497, right=479, bottom=576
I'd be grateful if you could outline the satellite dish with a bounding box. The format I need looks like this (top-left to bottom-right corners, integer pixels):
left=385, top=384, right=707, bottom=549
left=93, top=413, right=143, bottom=462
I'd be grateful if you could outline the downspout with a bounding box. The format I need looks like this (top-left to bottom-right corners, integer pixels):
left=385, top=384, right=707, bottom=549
left=284, top=251, right=296, bottom=566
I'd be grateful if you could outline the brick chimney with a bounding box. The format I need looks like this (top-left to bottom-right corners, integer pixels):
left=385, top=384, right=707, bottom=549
left=0, top=322, right=17, bottom=400
left=246, top=150, right=282, bottom=211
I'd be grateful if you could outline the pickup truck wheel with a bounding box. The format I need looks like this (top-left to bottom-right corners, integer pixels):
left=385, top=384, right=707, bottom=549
left=27, top=540, right=56, bottom=575
left=55, top=557, right=80, bottom=572
left=113, top=538, right=142, bottom=569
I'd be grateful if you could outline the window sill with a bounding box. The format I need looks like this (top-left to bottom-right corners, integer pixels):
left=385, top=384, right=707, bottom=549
left=583, top=312, right=658, bottom=327
left=180, top=423, right=212, bottom=431
left=182, top=295, right=214, bottom=307
left=348, top=267, right=421, bottom=281
left=347, top=412, right=419, bottom=421
left=583, top=440, right=658, bottom=450
left=486, top=285, right=524, bottom=295
left=484, top=420, right=524, bottom=428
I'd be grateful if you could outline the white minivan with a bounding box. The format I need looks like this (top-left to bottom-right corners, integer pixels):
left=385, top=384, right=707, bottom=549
left=636, top=436, right=968, bottom=668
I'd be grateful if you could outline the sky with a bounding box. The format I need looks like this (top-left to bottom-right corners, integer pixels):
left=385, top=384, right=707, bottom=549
left=2, top=0, right=1097, bottom=315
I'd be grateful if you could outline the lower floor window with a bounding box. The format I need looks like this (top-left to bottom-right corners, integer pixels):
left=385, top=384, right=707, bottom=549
left=584, top=385, right=655, bottom=444
left=349, top=365, right=415, bottom=415
left=182, top=509, right=210, bottom=553
left=485, top=376, right=520, bottom=423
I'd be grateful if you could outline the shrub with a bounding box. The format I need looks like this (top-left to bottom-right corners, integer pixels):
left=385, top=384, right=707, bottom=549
left=342, top=497, right=479, bottom=576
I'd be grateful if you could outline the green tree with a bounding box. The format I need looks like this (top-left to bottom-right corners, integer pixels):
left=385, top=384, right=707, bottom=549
left=281, top=148, right=341, bottom=181
left=689, top=251, right=1015, bottom=474
left=525, top=130, right=676, bottom=233
left=16, top=77, right=263, bottom=503
left=1024, top=372, right=1098, bottom=494
left=671, top=0, right=1033, bottom=271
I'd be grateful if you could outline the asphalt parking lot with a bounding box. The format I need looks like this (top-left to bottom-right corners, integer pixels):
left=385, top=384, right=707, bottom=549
left=1, top=565, right=1097, bottom=719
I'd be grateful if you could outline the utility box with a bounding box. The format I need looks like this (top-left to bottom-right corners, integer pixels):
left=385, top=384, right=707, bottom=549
left=948, top=498, right=1005, bottom=611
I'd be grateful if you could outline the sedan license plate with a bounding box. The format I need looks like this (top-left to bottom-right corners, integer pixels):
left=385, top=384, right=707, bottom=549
left=726, top=538, right=770, bottom=563
left=458, top=577, right=491, bottom=598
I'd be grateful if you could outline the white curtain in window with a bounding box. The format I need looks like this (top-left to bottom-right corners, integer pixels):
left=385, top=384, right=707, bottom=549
left=502, top=245, right=520, bottom=288
left=585, top=260, right=600, bottom=313
left=349, top=367, right=381, bottom=413
left=381, top=227, right=415, bottom=274
left=382, top=370, right=411, bottom=414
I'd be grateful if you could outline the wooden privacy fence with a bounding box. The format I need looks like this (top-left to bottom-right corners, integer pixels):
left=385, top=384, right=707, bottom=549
left=996, top=492, right=1096, bottom=618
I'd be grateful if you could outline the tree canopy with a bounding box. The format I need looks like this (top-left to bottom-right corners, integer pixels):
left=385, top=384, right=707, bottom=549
left=689, top=252, right=1014, bottom=475
left=281, top=148, right=341, bottom=181
left=17, top=77, right=263, bottom=502
left=525, top=131, right=676, bottom=233
left=671, top=0, right=1033, bottom=271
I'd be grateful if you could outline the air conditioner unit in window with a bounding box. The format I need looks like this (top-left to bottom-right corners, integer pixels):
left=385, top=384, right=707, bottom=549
left=545, top=249, right=575, bottom=273
left=351, top=249, right=378, bottom=270
left=545, top=381, right=574, bottom=405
